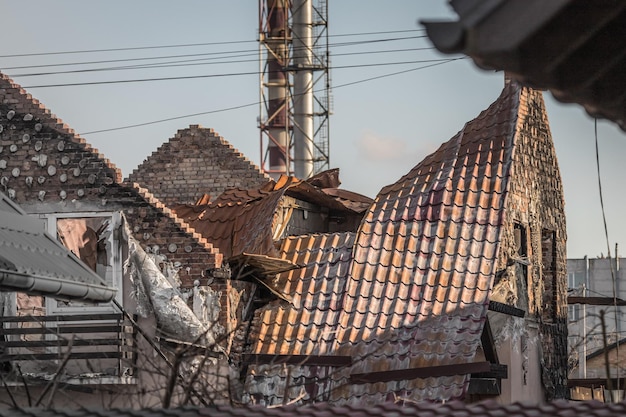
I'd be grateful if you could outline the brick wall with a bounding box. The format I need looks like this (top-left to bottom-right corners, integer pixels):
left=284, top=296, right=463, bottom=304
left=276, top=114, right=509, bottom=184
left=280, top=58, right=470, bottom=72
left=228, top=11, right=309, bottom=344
left=0, top=73, right=222, bottom=286
left=127, top=125, right=270, bottom=206
left=494, top=84, right=568, bottom=400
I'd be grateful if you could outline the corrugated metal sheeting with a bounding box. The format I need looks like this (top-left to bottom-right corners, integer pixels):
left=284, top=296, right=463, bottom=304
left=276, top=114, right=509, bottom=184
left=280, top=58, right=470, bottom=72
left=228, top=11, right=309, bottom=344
left=0, top=192, right=116, bottom=302
left=244, top=82, right=525, bottom=405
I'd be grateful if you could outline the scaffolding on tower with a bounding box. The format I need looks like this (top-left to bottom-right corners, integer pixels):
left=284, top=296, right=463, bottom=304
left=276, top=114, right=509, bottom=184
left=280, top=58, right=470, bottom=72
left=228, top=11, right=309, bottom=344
left=259, top=0, right=331, bottom=179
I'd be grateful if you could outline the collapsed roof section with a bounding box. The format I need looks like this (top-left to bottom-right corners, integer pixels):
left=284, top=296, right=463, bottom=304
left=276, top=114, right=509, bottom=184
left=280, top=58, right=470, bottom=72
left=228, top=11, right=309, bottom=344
left=173, top=172, right=372, bottom=261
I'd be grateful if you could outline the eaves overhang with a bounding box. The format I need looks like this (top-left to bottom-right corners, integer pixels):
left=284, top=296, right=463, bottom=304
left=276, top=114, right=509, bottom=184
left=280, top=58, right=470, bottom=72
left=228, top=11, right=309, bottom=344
left=422, top=0, right=626, bottom=130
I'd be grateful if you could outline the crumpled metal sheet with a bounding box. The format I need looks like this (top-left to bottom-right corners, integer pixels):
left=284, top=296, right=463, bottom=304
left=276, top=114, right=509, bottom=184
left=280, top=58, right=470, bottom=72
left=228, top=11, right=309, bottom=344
left=127, top=234, right=217, bottom=347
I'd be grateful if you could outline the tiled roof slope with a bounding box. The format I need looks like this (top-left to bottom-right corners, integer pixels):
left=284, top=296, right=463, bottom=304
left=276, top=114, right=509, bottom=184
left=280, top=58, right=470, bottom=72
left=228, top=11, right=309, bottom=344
left=239, top=82, right=564, bottom=405
left=127, top=125, right=270, bottom=206
left=1, top=400, right=623, bottom=417
left=328, top=82, right=519, bottom=404
left=250, top=232, right=356, bottom=356
left=244, top=232, right=356, bottom=405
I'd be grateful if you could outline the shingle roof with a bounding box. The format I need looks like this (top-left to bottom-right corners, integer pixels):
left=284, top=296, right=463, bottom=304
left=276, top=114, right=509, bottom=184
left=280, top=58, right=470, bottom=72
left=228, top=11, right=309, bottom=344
left=1, top=400, right=624, bottom=417
left=0, top=192, right=117, bottom=302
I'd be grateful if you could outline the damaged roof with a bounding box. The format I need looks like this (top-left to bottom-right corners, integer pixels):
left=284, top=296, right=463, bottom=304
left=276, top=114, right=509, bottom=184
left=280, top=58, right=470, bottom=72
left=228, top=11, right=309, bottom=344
left=421, top=0, right=626, bottom=130
left=249, top=232, right=356, bottom=357
left=243, top=81, right=531, bottom=404
left=173, top=174, right=372, bottom=260
left=0, top=191, right=117, bottom=302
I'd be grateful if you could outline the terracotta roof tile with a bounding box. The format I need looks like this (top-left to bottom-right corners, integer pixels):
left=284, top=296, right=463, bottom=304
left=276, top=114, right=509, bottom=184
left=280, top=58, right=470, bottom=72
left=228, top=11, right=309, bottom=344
left=250, top=232, right=356, bottom=356
left=324, top=82, right=522, bottom=403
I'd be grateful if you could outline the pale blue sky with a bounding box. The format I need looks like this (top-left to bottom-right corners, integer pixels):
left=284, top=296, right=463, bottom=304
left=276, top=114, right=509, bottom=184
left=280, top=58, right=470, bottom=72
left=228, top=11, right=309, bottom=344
left=1, top=1, right=625, bottom=259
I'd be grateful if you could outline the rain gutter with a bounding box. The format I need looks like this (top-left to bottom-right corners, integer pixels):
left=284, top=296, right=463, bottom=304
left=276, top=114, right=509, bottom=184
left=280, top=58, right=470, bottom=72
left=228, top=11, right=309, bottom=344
left=0, top=268, right=116, bottom=302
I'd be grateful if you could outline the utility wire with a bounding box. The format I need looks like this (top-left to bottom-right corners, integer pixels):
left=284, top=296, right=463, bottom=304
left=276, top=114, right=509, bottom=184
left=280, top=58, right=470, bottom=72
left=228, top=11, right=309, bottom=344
left=79, top=57, right=463, bottom=135
left=3, top=35, right=427, bottom=71
left=0, top=29, right=424, bottom=59
left=10, top=47, right=436, bottom=78
left=594, top=118, right=621, bottom=391
left=22, top=58, right=456, bottom=89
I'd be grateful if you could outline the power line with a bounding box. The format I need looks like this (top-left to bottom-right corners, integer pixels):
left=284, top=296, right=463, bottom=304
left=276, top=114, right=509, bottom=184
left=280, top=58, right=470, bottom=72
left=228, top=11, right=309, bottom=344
left=80, top=102, right=259, bottom=135
left=3, top=34, right=427, bottom=72
left=22, top=58, right=457, bottom=89
left=0, top=29, right=425, bottom=59
left=79, top=57, right=463, bottom=136
left=10, top=47, right=436, bottom=78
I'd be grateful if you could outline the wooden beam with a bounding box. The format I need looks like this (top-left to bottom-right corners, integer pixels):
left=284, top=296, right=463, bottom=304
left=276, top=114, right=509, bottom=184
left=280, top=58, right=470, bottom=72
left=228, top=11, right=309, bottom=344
left=488, top=300, right=526, bottom=317
left=568, top=296, right=626, bottom=306
left=350, top=361, right=491, bottom=384
left=0, top=313, right=122, bottom=323
left=243, top=353, right=352, bottom=367
left=481, top=316, right=499, bottom=364
left=568, top=377, right=626, bottom=388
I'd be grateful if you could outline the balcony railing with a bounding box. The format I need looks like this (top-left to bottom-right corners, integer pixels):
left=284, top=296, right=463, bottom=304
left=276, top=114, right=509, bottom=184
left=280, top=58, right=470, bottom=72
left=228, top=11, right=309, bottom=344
left=0, top=313, right=137, bottom=381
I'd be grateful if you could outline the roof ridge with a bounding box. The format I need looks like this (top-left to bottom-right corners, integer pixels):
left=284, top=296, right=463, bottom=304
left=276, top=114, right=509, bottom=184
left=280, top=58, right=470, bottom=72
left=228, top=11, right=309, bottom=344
left=129, top=182, right=221, bottom=256
left=0, top=72, right=123, bottom=183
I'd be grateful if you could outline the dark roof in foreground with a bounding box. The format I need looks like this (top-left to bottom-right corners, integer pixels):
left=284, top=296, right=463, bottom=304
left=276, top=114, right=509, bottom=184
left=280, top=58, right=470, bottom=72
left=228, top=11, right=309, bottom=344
left=2, top=400, right=624, bottom=417
left=422, top=0, right=626, bottom=130
left=0, top=191, right=117, bottom=302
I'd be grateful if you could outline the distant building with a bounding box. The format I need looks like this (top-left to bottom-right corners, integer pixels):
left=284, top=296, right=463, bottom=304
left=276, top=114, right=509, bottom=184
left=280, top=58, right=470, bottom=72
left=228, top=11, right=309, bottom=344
left=567, top=256, right=626, bottom=400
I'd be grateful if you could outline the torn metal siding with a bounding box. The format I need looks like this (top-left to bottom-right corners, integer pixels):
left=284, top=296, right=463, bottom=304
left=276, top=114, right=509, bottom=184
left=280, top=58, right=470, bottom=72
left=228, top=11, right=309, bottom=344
left=126, top=233, right=219, bottom=347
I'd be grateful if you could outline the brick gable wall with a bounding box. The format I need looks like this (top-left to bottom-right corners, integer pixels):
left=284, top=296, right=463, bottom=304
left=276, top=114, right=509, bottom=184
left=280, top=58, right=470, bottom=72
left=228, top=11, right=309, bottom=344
left=127, top=125, right=270, bottom=206
left=0, top=73, right=221, bottom=285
